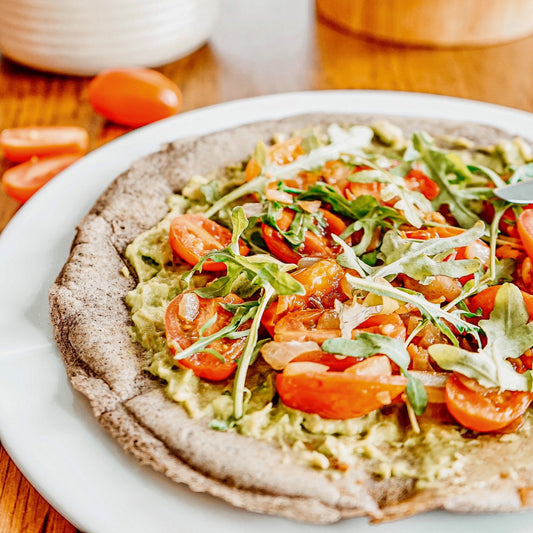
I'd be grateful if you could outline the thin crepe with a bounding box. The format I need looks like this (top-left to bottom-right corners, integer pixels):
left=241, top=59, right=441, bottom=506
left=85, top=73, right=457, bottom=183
left=49, top=113, right=533, bottom=524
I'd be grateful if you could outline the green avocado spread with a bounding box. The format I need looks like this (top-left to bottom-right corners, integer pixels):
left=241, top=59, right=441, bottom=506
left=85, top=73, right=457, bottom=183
left=124, top=122, right=533, bottom=486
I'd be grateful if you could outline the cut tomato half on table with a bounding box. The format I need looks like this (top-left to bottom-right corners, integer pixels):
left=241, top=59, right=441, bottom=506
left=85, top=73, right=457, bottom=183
left=165, top=292, right=247, bottom=381
left=276, top=363, right=408, bottom=419
left=445, top=373, right=533, bottom=432
left=0, top=126, right=89, bottom=162
left=169, top=214, right=249, bottom=271
left=88, top=68, right=182, bottom=127
left=2, top=154, right=81, bottom=203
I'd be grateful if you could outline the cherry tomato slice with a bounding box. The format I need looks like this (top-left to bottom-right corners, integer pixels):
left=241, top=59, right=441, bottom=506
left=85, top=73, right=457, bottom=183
left=262, top=208, right=347, bottom=263
left=292, top=350, right=362, bottom=371
left=88, top=68, right=182, bottom=127
left=169, top=214, right=249, bottom=271
left=165, top=292, right=247, bottom=381
left=344, top=181, right=383, bottom=202
left=2, top=154, right=81, bottom=203
left=277, top=366, right=407, bottom=419
left=445, top=373, right=533, bottom=432
left=404, top=169, right=440, bottom=200
left=468, top=285, right=533, bottom=320
left=0, top=127, right=89, bottom=162
left=273, top=309, right=406, bottom=343
left=518, top=209, right=533, bottom=262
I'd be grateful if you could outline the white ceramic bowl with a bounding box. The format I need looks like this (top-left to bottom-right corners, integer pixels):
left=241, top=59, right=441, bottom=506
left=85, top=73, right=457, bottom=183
left=0, top=0, right=220, bottom=75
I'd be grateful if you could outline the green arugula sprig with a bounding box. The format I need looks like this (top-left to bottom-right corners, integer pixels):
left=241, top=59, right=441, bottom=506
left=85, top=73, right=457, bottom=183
left=429, top=284, right=533, bottom=391
left=411, top=132, right=480, bottom=228
left=345, top=274, right=481, bottom=346
left=335, top=220, right=485, bottom=283
left=323, top=334, right=428, bottom=415
left=180, top=207, right=304, bottom=420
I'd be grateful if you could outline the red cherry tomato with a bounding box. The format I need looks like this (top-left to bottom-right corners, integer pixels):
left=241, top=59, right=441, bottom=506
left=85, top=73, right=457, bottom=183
left=276, top=365, right=407, bottom=419
left=404, top=169, right=440, bottom=200
left=2, top=154, right=81, bottom=203
left=445, top=373, right=533, bottom=432
left=0, top=126, right=89, bottom=162
left=169, top=214, right=249, bottom=271
left=164, top=292, right=248, bottom=381
left=88, top=68, right=182, bottom=127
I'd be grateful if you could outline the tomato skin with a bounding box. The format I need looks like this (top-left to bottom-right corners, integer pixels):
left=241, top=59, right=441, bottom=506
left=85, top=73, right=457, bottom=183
left=518, top=210, right=533, bottom=262
left=445, top=373, right=533, bottom=432
left=261, top=208, right=347, bottom=263
left=469, top=285, right=533, bottom=320
left=169, top=214, right=249, bottom=271
left=344, top=181, right=383, bottom=202
left=2, top=154, right=81, bottom=203
left=165, top=293, right=246, bottom=381
left=404, top=169, right=440, bottom=200
left=276, top=368, right=407, bottom=419
left=88, top=68, right=182, bottom=127
left=273, top=309, right=406, bottom=343
left=0, top=127, right=89, bottom=162
left=292, top=350, right=362, bottom=371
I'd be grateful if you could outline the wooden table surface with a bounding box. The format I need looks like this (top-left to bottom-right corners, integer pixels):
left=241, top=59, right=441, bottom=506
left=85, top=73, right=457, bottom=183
left=3, top=0, right=533, bottom=531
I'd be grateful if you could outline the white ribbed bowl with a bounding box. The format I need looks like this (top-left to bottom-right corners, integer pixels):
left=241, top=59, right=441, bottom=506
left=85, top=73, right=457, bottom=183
left=0, top=0, right=220, bottom=75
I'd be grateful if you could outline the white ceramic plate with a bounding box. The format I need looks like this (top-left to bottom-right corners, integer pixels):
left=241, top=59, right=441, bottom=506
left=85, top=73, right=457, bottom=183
left=1, top=91, right=533, bottom=533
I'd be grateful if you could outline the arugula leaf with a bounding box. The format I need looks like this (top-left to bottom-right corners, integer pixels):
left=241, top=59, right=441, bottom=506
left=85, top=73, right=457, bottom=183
left=509, top=162, right=533, bottom=184
left=375, top=220, right=485, bottom=281
left=428, top=283, right=533, bottom=391
left=322, top=333, right=428, bottom=415
left=204, top=176, right=267, bottom=219
left=345, top=274, right=480, bottom=346
left=412, top=132, right=480, bottom=228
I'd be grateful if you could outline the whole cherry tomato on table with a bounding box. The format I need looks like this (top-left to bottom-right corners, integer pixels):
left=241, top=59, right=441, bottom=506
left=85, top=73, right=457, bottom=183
left=88, top=68, right=182, bottom=127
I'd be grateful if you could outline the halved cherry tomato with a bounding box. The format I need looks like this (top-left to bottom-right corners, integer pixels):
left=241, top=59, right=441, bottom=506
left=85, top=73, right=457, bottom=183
left=169, top=214, right=249, bottom=271
left=445, top=373, right=533, bottom=432
left=344, top=181, right=383, bottom=202
left=88, top=68, right=182, bottom=127
left=2, top=154, right=81, bottom=203
left=273, top=309, right=406, bottom=343
left=261, top=208, right=347, bottom=263
left=0, top=127, right=89, bottom=162
left=165, top=292, right=247, bottom=381
left=262, top=259, right=347, bottom=335
left=276, top=364, right=407, bottom=419
left=404, top=169, right=440, bottom=200
left=518, top=209, right=533, bottom=262
left=468, top=284, right=533, bottom=320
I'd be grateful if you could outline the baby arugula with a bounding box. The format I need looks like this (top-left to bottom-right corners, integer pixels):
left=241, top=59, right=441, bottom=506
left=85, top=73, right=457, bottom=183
left=429, top=284, right=533, bottom=392
left=179, top=207, right=304, bottom=420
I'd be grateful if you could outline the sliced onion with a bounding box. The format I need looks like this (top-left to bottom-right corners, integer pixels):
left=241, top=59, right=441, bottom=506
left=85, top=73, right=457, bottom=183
left=284, top=361, right=329, bottom=376
left=265, top=188, right=294, bottom=204
left=297, top=200, right=321, bottom=213
left=242, top=202, right=264, bottom=218
left=297, top=256, right=320, bottom=268
left=261, top=340, right=321, bottom=370
left=178, top=292, right=200, bottom=322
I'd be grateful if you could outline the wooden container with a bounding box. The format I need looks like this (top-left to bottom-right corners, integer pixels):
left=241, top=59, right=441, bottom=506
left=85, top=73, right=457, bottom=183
left=316, top=0, right=533, bottom=47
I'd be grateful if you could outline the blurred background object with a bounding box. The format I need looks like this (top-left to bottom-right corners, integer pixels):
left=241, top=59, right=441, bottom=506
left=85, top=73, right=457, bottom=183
left=0, top=0, right=220, bottom=75
left=316, top=0, right=533, bottom=47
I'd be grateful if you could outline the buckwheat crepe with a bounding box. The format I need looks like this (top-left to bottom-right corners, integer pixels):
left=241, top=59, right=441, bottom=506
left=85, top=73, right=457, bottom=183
left=49, top=113, right=533, bottom=524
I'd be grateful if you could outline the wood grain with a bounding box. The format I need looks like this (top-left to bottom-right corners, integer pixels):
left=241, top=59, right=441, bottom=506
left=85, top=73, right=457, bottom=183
left=3, top=0, right=533, bottom=530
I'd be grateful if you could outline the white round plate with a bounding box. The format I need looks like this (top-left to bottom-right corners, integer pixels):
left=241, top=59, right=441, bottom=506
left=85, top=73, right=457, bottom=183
left=1, top=91, right=533, bottom=533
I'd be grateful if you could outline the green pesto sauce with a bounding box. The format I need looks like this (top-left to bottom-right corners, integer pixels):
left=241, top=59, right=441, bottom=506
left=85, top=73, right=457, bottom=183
left=123, top=127, right=532, bottom=485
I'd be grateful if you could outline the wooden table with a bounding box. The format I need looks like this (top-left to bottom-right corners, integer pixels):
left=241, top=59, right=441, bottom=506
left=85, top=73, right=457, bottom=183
left=3, top=0, right=533, bottom=531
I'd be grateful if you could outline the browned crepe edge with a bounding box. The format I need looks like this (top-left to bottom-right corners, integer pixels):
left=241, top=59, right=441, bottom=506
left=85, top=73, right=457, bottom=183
left=49, top=113, right=533, bottom=524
